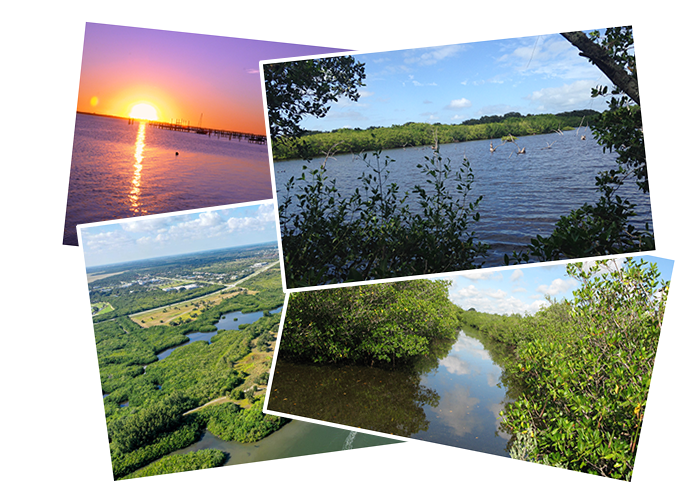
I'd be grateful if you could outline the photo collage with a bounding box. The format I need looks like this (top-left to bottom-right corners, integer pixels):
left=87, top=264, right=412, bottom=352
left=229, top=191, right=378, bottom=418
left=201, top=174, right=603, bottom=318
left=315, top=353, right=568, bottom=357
left=67, top=23, right=672, bottom=485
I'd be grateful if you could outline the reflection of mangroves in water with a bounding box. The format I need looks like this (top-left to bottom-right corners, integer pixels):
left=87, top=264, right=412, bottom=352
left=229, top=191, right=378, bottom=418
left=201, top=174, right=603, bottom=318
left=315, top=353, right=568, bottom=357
left=270, top=330, right=462, bottom=436
left=269, top=361, right=438, bottom=436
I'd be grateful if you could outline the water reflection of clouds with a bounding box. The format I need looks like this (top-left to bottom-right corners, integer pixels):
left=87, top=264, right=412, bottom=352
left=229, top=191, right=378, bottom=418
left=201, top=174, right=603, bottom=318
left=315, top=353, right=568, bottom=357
left=430, top=387, right=480, bottom=437
left=440, top=355, right=473, bottom=376
left=451, top=333, right=492, bottom=362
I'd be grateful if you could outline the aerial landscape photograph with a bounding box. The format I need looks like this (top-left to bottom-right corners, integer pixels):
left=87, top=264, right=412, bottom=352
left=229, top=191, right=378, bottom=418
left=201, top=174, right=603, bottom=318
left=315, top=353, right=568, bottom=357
left=266, top=256, right=672, bottom=481
left=264, top=27, right=653, bottom=289
left=63, top=23, right=346, bottom=246
left=79, top=202, right=397, bottom=480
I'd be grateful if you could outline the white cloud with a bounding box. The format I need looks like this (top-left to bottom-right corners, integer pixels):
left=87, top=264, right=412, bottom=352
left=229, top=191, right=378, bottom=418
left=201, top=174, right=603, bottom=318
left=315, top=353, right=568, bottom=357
left=536, top=277, right=577, bottom=296
left=485, top=289, right=507, bottom=299
left=525, top=79, right=606, bottom=110
left=404, top=44, right=466, bottom=66
left=510, top=269, right=523, bottom=281
left=497, top=36, right=601, bottom=80
left=461, top=270, right=503, bottom=281
left=83, top=229, right=134, bottom=253
left=447, top=98, right=472, bottom=109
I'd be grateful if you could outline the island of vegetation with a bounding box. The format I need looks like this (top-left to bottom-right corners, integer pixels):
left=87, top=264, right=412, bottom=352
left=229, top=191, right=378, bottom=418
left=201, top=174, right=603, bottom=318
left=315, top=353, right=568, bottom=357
left=271, top=110, right=598, bottom=161
left=87, top=243, right=289, bottom=479
left=272, top=258, right=668, bottom=480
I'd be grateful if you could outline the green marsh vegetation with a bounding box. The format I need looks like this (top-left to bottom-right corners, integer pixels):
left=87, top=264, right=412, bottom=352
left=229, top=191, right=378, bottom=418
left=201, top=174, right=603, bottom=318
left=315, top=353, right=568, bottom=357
left=279, top=143, right=489, bottom=285
left=459, top=258, right=668, bottom=480
left=271, top=278, right=459, bottom=435
left=274, top=258, right=668, bottom=480
left=279, top=279, right=460, bottom=366
left=266, top=28, right=652, bottom=287
left=88, top=250, right=287, bottom=479
left=271, top=111, right=598, bottom=161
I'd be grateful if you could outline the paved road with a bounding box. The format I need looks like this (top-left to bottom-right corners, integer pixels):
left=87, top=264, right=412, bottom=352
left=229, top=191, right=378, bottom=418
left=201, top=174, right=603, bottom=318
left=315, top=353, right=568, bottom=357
left=129, top=262, right=280, bottom=320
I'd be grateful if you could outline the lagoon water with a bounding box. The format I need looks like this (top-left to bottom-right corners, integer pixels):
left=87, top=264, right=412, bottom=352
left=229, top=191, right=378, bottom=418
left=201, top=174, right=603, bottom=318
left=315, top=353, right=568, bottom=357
left=170, top=420, right=399, bottom=466
left=274, top=130, right=654, bottom=266
left=156, top=306, right=284, bottom=361
left=63, top=113, right=272, bottom=245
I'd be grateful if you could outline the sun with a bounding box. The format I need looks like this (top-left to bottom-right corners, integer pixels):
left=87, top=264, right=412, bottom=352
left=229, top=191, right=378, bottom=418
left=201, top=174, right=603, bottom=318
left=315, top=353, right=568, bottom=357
left=129, top=102, right=160, bottom=121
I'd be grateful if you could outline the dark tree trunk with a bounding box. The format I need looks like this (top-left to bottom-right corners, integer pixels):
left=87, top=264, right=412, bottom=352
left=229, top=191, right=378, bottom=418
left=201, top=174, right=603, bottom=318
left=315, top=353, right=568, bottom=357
left=561, top=31, right=640, bottom=105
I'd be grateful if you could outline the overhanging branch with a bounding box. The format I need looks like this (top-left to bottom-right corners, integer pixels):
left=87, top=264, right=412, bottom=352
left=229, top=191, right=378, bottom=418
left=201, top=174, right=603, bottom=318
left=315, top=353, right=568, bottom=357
left=561, top=31, right=640, bottom=105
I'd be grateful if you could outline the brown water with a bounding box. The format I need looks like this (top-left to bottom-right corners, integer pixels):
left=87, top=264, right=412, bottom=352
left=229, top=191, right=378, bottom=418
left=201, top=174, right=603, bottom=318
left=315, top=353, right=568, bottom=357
left=268, top=329, right=514, bottom=457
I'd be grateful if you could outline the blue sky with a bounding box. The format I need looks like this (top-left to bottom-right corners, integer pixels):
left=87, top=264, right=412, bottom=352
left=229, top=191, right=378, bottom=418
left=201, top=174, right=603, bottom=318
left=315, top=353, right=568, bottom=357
left=79, top=201, right=277, bottom=268
left=298, top=30, right=613, bottom=132
left=448, top=256, right=673, bottom=316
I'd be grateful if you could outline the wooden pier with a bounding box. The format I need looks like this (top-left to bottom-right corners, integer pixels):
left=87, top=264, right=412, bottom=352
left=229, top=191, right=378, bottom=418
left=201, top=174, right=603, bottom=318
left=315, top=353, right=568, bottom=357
left=143, top=119, right=267, bottom=145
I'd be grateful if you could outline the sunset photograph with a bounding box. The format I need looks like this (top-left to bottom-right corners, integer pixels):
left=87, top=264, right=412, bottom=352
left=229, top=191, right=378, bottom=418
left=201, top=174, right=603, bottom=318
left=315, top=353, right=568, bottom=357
left=63, top=23, right=344, bottom=245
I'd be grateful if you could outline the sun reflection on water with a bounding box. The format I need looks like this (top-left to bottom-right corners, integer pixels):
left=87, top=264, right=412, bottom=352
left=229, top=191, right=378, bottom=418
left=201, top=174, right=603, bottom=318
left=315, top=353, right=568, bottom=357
left=129, top=121, right=146, bottom=214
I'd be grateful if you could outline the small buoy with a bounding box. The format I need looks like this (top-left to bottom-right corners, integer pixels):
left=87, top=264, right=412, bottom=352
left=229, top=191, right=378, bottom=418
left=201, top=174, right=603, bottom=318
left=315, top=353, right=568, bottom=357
left=175, top=151, right=179, bottom=156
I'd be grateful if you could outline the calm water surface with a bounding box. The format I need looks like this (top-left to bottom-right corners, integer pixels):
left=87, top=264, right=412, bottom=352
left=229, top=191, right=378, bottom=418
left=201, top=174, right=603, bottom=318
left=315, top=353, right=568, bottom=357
left=156, top=306, right=283, bottom=361
left=268, top=329, right=513, bottom=457
left=170, top=420, right=399, bottom=466
left=64, top=113, right=272, bottom=245
left=274, top=130, right=653, bottom=266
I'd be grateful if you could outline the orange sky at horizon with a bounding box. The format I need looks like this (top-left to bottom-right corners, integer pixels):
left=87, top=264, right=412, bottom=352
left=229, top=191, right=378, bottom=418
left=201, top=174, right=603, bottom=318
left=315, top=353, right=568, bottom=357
left=75, top=24, right=345, bottom=135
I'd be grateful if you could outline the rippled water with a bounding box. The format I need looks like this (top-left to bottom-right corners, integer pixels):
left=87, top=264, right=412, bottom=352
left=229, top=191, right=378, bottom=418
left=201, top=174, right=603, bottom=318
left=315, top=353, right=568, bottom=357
left=274, top=130, right=653, bottom=266
left=63, top=113, right=272, bottom=245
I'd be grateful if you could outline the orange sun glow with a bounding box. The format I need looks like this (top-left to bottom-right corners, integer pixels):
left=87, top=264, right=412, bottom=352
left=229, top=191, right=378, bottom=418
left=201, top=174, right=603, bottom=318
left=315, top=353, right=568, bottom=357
left=129, top=103, right=160, bottom=121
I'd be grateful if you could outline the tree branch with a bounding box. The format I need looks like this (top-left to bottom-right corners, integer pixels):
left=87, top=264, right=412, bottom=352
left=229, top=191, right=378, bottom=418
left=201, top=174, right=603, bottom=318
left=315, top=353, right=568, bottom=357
left=561, top=31, right=640, bottom=105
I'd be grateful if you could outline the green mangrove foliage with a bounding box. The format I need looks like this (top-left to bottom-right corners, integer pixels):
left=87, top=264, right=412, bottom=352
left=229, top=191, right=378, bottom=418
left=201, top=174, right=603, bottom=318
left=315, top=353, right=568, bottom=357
left=507, top=28, right=652, bottom=263
left=280, top=279, right=460, bottom=365
left=272, top=112, right=598, bottom=161
left=200, top=400, right=289, bottom=442
left=462, top=258, right=668, bottom=480
left=280, top=147, right=488, bottom=286
left=120, top=449, right=227, bottom=479
left=111, top=418, right=204, bottom=479
left=108, top=393, right=194, bottom=455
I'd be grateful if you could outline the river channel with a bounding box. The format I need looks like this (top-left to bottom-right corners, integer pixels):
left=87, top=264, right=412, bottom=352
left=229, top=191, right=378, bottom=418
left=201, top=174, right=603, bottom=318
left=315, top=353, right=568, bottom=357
left=267, top=328, right=514, bottom=458
left=273, top=130, right=653, bottom=266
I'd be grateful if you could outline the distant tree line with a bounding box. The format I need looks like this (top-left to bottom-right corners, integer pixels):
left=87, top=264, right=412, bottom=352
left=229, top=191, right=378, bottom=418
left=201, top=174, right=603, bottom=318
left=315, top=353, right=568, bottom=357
left=272, top=110, right=599, bottom=161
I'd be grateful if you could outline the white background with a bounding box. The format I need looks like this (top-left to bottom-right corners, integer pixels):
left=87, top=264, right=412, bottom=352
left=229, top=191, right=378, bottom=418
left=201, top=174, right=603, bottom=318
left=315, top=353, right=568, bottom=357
left=3, top=2, right=695, bottom=498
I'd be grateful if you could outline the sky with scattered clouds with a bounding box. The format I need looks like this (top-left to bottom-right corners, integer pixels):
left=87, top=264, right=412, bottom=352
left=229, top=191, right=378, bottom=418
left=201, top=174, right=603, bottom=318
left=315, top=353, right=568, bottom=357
left=297, top=30, right=615, bottom=131
left=447, top=256, right=673, bottom=316
left=79, top=201, right=278, bottom=268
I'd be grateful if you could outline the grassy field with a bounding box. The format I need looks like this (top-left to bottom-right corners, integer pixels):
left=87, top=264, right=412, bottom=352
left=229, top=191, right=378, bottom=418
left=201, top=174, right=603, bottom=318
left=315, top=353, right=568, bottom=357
left=91, top=302, right=114, bottom=316
left=129, top=289, right=254, bottom=327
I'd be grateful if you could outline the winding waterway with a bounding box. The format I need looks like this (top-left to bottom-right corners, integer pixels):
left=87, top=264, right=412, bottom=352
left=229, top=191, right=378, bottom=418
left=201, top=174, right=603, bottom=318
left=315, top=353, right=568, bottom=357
left=268, top=328, right=513, bottom=458
left=170, top=420, right=399, bottom=466
left=156, top=306, right=283, bottom=361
